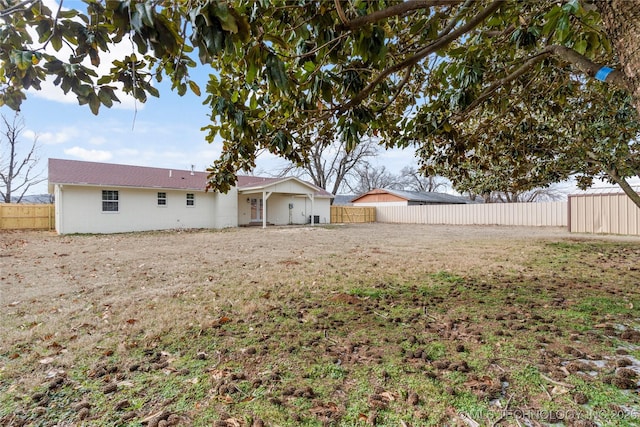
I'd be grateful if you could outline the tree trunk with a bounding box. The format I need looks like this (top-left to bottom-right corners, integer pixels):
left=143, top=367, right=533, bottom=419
left=605, top=167, right=640, bottom=209
left=597, top=0, right=640, bottom=116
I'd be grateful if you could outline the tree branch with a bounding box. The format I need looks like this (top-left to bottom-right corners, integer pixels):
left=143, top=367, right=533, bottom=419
left=0, top=0, right=38, bottom=17
left=547, top=44, right=630, bottom=90
left=376, top=64, right=414, bottom=113
left=340, top=0, right=464, bottom=31
left=337, top=0, right=504, bottom=113
left=459, top=50, right=553, bottom=118
left=438, top=0, right=474, bottom=37
left=459, top=44, right=632, bottom=120
left=334, top=0, right=348, bottom=25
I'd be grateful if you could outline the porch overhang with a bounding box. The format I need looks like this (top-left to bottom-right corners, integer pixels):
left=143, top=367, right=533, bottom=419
left=237, top=177, right=331, bottom=228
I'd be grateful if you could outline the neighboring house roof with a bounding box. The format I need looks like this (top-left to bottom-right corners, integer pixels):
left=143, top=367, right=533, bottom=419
left=351, top=188, right=470, bottom=204
left=333, top=195, right=357, bottom=206
left=48, top=158, right=333, bottom=197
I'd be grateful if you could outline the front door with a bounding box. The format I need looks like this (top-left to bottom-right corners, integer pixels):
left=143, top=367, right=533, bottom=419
left=250, top=198, right=263, bottom=221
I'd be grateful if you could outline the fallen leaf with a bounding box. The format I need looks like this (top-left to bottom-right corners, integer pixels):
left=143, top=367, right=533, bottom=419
left=126, top=318, right=137, bottom=324
left=218, top=394, right=234, bottom=404
left=39, top=357, right=55, bottom=364
left=379, top=391, right=396, bottom=401
left=551, top=385, right=569, bottom=395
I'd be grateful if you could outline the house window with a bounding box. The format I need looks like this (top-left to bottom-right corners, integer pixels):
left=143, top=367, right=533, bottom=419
left=186, top=193, right=195, bottom=207
left=102, top=190, right=119, bottom=212
left=157, top=192, right=167, bottom=206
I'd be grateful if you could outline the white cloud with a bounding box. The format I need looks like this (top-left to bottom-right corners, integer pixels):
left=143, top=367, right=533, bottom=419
left=26, top=1, right=145, bottom=111
left=30, top=75, right=142, bottom=111
left=64, top=146, right=112, bottom=162
left=26, top=127, right=79, bottom=145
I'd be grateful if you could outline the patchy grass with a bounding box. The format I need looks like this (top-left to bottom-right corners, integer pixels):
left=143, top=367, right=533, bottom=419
left=2, top=225, right=640, bottom=426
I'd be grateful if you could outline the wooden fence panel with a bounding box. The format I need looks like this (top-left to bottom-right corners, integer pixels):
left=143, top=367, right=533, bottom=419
left=330, top=206, right=376, bottom=223
left=375, top=202, right=568, bottom=227
left=0, top=204, right=54, bottom=230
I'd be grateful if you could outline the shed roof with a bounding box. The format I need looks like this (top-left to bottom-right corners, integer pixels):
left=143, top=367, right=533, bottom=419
left=48, top=158, right=333, bottom=197
left=351, top=188, right=470, bottom=204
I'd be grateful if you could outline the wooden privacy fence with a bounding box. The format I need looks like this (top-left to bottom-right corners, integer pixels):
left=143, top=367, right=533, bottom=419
left=569, top=193, right=640, bottom=235
left=0, top=204, right=54, bottom=230
left=330, top=206, right=376, bottom=223
left=375, top=202, right=568, bottom=227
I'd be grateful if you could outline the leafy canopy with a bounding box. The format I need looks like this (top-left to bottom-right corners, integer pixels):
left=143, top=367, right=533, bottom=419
left=0, top=0, right=636, bottom=193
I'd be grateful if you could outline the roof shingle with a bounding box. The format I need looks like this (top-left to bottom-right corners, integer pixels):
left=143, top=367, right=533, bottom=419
left=48, top=158, right=333, bottom=197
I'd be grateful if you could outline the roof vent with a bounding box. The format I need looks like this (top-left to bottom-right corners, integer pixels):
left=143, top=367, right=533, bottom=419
left=169, top=170, right=172, bottom=178
left=190, top=165, right=195, bottom=176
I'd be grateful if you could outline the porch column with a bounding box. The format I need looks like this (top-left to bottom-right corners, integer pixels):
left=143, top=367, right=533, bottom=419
left=306, top=193, right=315, bottom=226
left=262, top=191, right=272, bottom=228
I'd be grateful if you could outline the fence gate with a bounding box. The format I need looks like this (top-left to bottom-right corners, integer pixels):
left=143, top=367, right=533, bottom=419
left=330, top=206, right=376, bottom=223
left=0, top=204, right=54, bottom=230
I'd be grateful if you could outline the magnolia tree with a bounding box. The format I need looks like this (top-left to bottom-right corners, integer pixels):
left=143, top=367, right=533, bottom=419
left=1, top=1, right=639, bottom=202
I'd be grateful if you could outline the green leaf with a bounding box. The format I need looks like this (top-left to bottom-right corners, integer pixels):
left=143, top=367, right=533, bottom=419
left=89, top=94, right=100, bottom=115
left=574, top=38, right=587, bottom=55
left=542, top=6, right=562, bottom=36
left=146, top=84, right=160, bottom=98
left=562, top=0, right=579, bottom=14
left=245, top=45, right=261, bottom=83
left=11, top=51, right=36, bottom=72
left=264, top=34, right=288, bottom=49
left=303, top=61, right=316, bottom=73
left=189, top=80, right=201, bottom=96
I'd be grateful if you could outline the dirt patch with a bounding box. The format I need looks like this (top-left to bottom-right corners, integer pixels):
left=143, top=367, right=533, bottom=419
left=2, top=224, right=640, bottom=426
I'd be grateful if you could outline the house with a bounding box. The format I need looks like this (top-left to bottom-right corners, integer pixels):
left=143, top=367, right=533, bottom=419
left=351, top=188, right=471, bottom=206
left=48, top=159, right=333, bottom=234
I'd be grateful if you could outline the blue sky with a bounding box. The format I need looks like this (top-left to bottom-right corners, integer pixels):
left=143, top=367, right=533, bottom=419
left=5, top=79, right=416, bottom=196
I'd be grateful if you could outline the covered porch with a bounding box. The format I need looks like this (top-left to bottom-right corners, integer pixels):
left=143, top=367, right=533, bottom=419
left=236, top=177, right=333, bottom=228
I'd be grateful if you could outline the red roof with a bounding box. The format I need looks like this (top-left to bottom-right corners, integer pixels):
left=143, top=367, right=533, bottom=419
left=48, top=159, right=333, bottom=197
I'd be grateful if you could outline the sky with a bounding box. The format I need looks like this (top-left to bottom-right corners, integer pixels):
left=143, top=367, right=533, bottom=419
left=4, top=80, right=418, bottom=196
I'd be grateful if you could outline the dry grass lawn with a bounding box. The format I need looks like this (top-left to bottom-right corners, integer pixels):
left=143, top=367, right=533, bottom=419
left=2, top=224, right=640, bottom=426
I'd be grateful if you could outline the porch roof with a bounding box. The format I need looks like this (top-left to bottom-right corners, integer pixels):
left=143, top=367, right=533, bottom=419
left=237, top=176, right=333, bottom=198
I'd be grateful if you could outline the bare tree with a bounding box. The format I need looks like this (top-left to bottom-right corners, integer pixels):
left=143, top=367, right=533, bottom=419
left=479, top=184, right=568, bottom=203
left=346, top=163, right=402, bottom=195
left=0, top=113, right=45, bottom=203
left=279, top=136, right=379, bottom=197
left=398, top=166, right=449, bottom=193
